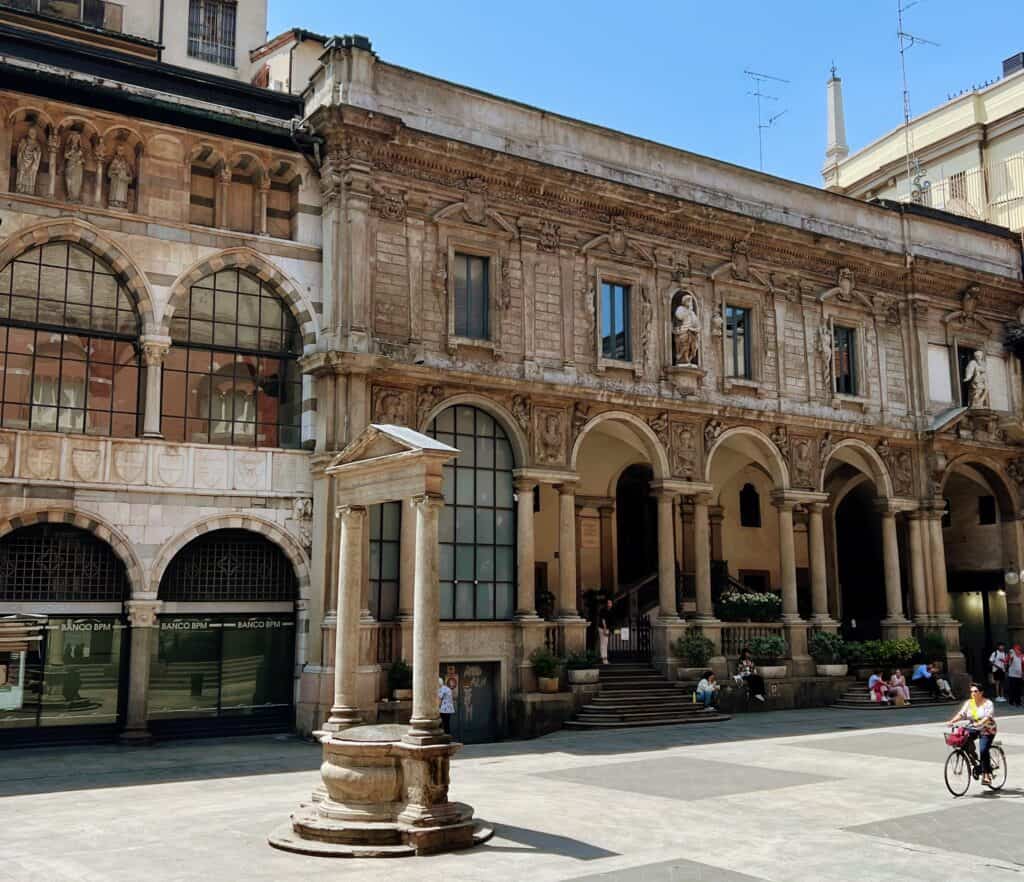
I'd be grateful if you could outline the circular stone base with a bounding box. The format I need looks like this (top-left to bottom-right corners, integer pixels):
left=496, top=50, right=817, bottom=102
left=268, top=816, right=494, bottom=858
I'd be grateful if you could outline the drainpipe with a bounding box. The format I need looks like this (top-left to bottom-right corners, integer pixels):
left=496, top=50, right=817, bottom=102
left=157, top=0, right=165, bottom=61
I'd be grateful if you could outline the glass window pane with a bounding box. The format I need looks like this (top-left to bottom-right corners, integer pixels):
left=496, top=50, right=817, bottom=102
left=148, top=618, right=220, bottom=720
left=455, top=582, right=474, bottom=619
left=440, top=582, right=454, bottom=619
left=477, top=547, right=494, bottom=580
left=495, top=476, right=513, bottom=509
left=475, top=509, right=494, bottom=543
left=455, top=544, right=475, bottom=580
left=455, top=468, right=475, bottom=505
left=40, top=618, right=124, bottom=727
left=456, top=435, right=475, bottom=467
left=476, top=436, right=494, bottom=467
left=495, top=583, right=515, bottom=619
left=496, top=547, right=514, bottom=581
left=476, top=471, right=494, bottom=506
left=381, top=544, right=399, bottom=581
left=456, top=506, right=475, bottom=542
left=475, top=583, right=494, bottom=619
left=495, top=510, right=514, bottom=545
left=456, top=406, right=474, bottom=434
left=439, top=544, right=454, bottom=580
left=439, top=505, right=454, bottom=543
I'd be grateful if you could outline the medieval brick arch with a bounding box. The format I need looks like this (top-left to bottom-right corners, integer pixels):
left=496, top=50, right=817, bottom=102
left=0, top=507, right=145, bottom=596
left=160, top=247, right=319, bottom=350
left=0, top=218, right=158, bottom=334
left=148, top=514, right=311, bottom=600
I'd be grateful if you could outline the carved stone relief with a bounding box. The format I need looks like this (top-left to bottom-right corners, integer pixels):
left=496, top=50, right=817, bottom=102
left=534, top=405, right=567, bottom=466
left=416, top=385, right=444, bottom=428
left=154, top=446, right=187, bottom=486
left=234, top=451, right=267, bottom=490
left=571, top=402, right=589, bottom=441
left=671, top=291, right=700, bottom=367
left=510, top=394, right=531, bottom=434
left=15, top=125, right=43, bottom=195
left=648, top=411, right=669, bottom=448
left=539, top=221, right=560, bottom=253
left=372, top=188, right=407, bottom=222
left=111, top=443, right=147, bottom=485
left=893, top=448, right=915, bottom=497
left=704, top=419, right=724, bottom=448
left=669, top=419, right=698, bottom=480
left=0, top=432, right=14, bottom=478
left=372, top=386, right=411, bottom=426
left=63, top=131, right=86, bottom=202
left=194, top=449, right=229, bottom=489
left=67, top=441, right=104, bottom=483
left=790, top=436, right=815, bottom=489
left=107, top=144, right=133, bottom=209
left=22, top=436, right=60, bottom=480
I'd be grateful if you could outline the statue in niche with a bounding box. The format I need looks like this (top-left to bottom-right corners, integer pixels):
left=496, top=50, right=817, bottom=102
left=964, top=350, right=989, bottom=409
left=107, top=145, right=133, bottom=209
left=672, top=292, right=700, bottom=366
left=15, top=125, right=43, bottom=195
left=817, top=322, right=834, bottom=392
left=63, top=132, right=85, bottom=202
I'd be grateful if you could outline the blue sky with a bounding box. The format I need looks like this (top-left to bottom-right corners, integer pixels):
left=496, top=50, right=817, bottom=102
left=268, top=1, right=1021, bottom=187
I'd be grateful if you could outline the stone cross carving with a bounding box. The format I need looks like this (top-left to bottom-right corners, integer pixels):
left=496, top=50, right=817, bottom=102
left=107, top=145, right=133, bottom=209
left=15, top=125, right=43, bottom=195
left=63, top=132, right=85, bottom=202
left=672, top=293, right=700, bottom=366
left=964, top=350, right=989, bottom=409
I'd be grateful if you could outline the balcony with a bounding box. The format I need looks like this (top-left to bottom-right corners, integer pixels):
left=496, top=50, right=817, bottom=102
left=0, top=0, right=124, bottom=33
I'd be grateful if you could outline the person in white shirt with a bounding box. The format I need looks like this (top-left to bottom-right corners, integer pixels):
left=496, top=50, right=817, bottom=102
left=1007, top=645, right=1024, bottom=707
left=438, top=677, right=455, bottom=734
left=990, top=642, right=1008, bottom=702
left=696, top=671, right=720, bottom=712
left=947, top=682, right=997, bottom=785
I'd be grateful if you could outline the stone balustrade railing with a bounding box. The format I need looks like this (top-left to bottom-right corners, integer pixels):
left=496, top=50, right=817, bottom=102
left=720, top=622, right=787, bottom=658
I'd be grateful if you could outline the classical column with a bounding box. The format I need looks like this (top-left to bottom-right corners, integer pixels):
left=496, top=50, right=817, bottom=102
left=693, top=494, right=714, bottom=619
left=907, top=511, right=930, bottom=622
left=927, top=509, right=952, bottom=620
left=120, top=600, right=161, bottom=744
left=215, top=165, right=231, bottom=228
left=323, top=505, right=366, bottom=732
left=257, top=178, right=271, bottom=236
left=93, top=148, right=106, bottom=206
left=404, top=494, right=446, bottom=745
left=709, top=505, right=724, bottom=561
left=140, top=335, right=171, bottom=439
left=774, top=496, right=800, bottom=621
left=46, top=132, right=58, bottom=198
left=599, top=504, right=615, bottom=593
left=653, top=488, right=680, bottom=620
left=398, top=498, right=416, bottom=620
left=807, top=503, right=832, bottom=622
left=514, top=478, right=538, bottom=618
left=878, top=503, right=909, bottom=624
left=556, top=483, right=579, bottom=618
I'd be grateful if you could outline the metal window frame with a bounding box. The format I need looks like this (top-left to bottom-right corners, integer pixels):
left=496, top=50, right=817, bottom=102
left=452, top=252, right=490, bottom=341
left=186, top=0, right=237, bottom=67
left=833, top=324, right=857, bottom=396
left=725, top=304, right=752, bottom=379
left=368, top=501, right=401, bottom=622
left=600, top=281, right=632, bottom=361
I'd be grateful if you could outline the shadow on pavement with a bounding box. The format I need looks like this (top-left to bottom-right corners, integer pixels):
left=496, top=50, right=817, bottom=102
left=477, top=823, right=618, bottom=860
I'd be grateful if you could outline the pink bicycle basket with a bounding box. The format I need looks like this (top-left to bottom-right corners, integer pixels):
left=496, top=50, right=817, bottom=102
left=945, top=729, right=970, bottom=748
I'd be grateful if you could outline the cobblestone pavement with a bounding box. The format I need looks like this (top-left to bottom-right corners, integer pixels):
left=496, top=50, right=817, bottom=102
left=3, top=704, right=1023, bottom=882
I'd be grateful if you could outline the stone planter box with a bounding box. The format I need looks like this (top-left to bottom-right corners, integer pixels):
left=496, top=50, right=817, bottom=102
left=816, top=664, right=849, bottom=677
left=537, top=676, right=560, bottom=693
left=567, top=668, right=599, bottom=685
left=675, top=666, right=708, bottom=682
left=758, top=664, right=788, bottom=679
left=392, top=688, right=412, bottom=700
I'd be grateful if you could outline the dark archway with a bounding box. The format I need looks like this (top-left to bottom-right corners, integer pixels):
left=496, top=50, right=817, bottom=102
left=615, top=463, right=658, bottom=587
left=835, top=482, right=886, bottom=640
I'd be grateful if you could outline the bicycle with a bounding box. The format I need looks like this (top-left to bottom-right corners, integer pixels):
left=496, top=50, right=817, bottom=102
left=944, top=726, right=1007, bottom=797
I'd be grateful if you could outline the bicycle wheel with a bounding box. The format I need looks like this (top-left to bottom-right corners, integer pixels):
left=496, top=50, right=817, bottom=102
left=987, top=746, right=1007, bottom=791
left=945, top=749, right=971, bottom=797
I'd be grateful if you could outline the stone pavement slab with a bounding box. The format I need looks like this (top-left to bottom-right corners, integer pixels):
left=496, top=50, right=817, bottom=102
left=798, top=732, right=951, bottom=763
left=565, top=856, right=769, bottom=881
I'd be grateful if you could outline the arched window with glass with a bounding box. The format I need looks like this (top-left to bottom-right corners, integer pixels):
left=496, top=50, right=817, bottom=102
left=428, top=405, right=516, bottom=620
left=0, top=242, right=140, bottom=437
left=162, top=269, right=302, bottom=448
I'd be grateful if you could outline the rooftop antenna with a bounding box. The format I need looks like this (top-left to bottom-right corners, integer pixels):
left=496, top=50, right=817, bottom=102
left=744, top=69, right=790, bottom=172
left=897, top=0, right=939, bottom=203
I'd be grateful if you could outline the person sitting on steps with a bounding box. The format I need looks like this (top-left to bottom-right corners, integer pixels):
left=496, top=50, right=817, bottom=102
left=868, top=669, right=890, bottom=704
left=734, top=647, right=766, bottom=703
left=696, top=670, right=720, bottom=712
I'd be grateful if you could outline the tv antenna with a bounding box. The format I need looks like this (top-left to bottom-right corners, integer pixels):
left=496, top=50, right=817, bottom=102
left=744, top=69, right=790, bottom=172
left=897, top=0, right=939, bottom=203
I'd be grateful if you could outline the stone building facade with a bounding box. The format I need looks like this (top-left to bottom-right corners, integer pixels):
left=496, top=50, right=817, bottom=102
left=1, top=15, right=1023, bottom=744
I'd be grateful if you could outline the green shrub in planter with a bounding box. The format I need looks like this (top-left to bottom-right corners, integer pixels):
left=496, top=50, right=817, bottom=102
left=844, top=641, right=868, bottom=664
left=808, top=630, right=846, bottom=664
left=564, top=649, right=600, bottom=670
left=749, top=634, right=787, bottom=665
left=529, top=646, right=561, bottom=678
left=918, top=631, right=946, bottom=660
left=387, top=659, right=413, bottom=693
left=671, top=628, right=716, bottom=667
left=885, top=637, right=921, bottom=667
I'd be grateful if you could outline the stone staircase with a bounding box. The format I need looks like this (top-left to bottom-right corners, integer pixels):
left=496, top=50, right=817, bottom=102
left=563, top=662, right=730, bottom=730
left=832, top=681, right=957, bottom=710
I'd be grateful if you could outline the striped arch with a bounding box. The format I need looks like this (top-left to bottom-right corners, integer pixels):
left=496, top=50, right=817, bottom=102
left=0, top=218, right=158, bottom=334
left=0, top=507, right=145, bottom=596
left=160, top=248, right=320, bottom=350
left=148, top=514, right=311, bottom=600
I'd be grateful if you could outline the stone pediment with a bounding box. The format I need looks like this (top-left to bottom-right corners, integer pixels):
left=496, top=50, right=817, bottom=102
left=328, top=424, right=458, bottom=471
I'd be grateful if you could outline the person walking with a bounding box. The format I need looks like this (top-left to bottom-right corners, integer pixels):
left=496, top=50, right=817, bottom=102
left=597, top=598, right=613, bottom=665
left=990, top=642, right=1008, bottom=703
left=1006, top=644, right=1024, bottom=707
left=947, top=682, right=998, bottom=786
left=438, top=677, right=455, bottom=735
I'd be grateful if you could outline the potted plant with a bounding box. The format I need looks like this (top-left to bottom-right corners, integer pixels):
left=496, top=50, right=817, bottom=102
left=565, top=649, right=600, bottom=684
left=717, top=590, right=782, bottom=622
left=808, top=630, right=848, bottom=676
left=671, top=628, right=716, bottom=681
left=530, top=646, right=561, bottom=693
left=387, top=659, right=413, bottom=700
left=749, top=634, right=788, bottom=678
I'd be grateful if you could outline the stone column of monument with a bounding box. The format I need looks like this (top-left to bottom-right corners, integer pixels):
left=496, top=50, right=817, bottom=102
left=878, top=503, right=911, bottom=636
left=692, top=495, right=713, bottom=619
left=257, top=178, right=271, bottom=236
left=120, top=600, right=161, bottom=743
left=806, top=503, right=833, bottom=623
left=774, top=494, right=811, bottom=674
left=926, top=505, right=965, bottom=671
left=514, top=478, right=537, bottom=617
left=323, top=505, right=365, bottom=732
left=906, top=511, right=931, bottom=623
left=140, top=336, right=170, bottom=438
left=93, top=148, right=106, bottom=205
left=556, top=483, right=578, bottom=618
left=404, top=494, right=446, bottom=744
left=46, top=132, right=58, bottom=198
left=598, top=503, right=615, bottom=592
left=653, top=487, right=680, bottom=619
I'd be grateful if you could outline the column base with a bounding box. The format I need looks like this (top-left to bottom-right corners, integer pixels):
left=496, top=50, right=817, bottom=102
left=514, top=611, right=543, bottom=622
left=402, top=717, right=451, bottom=747
left=321, top=707, right=363, bottom=733
left=880, top=618, right=914, bottom=640
left=118, top=726, right=153, bottom=746
left=141, top=431, right=164, bottom=440
left=810, top=615, right=838, bottom=628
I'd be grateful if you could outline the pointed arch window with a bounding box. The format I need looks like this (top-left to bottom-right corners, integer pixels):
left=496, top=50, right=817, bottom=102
left=739, top=483, right=761, bottom=528
left=162, top=269, right=302, bottom=448
left=0, top=242, right=140, bottom=437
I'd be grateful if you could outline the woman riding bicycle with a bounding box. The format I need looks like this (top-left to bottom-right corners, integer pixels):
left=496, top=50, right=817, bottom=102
left=947, top=682, right=997, bottom=786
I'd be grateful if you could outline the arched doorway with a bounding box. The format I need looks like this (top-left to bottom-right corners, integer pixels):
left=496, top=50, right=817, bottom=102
left=616, top=464, right=657, bottom=585
left=834, top=482, right=887, bottom=639
left=149, top=529, right=297, bottom=735
left=0, top=523, right=129, bottom=741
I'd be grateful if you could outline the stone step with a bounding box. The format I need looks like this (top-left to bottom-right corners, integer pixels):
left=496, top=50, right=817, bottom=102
left=582, top=700, right=697, bottom=713
left=576, top=708, right=713, bottom=722
left=564, top=714, right=730, bottom=730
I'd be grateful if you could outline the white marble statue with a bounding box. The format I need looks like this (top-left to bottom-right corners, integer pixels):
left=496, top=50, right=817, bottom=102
left=107, top=145, right=133, bottom=209
left=15, top=126, right=42, bottom=195
left=672, top=294, right=700, bottom=366
left=63, top=132, right=85, bottom=202
left=964, top=350, right=989, bottom=409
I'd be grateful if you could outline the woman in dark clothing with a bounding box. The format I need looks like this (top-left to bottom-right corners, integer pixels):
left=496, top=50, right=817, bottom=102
left=736, top=647, right=766, bottom=702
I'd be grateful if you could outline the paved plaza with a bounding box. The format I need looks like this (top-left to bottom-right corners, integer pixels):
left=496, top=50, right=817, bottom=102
left=4, top=706, right=1024, bottom=882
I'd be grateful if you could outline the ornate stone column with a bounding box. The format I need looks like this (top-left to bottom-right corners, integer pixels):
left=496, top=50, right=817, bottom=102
left=323, top=505, right=366, bottom=732
left=215, top=165, right=231, bottom=228
left=120, top=600, right=162, bottom=744
left=556, top=483, right=579, bottom=618
left=514, top=478, right=538, bottom=618
left=907, top=511, right=931, bottom=623
left=773, top=495, right=800, bottom=621
left=878, top=502, right=911, bottom=637
left=807, top=503, right=833, bottom=623
left=653, top=487, right=680, bottom=620
left=693, top=494, right=714, bottom=620
left=398, top=498, right=416, bottom=620
left=257, top=177, right=271, bottom=236
left=598, top=503, right=615, bottom=592
left=140, top=335, right=171, bottom=439
left=46, top=131, right=58, bottom=198
left=404, top=494, right=447, bottom=745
